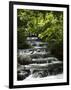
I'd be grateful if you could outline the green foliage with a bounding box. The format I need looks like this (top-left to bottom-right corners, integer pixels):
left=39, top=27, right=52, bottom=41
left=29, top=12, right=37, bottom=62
left=17, top=28, right=32, bottom=49
left=17, top=9, right=63, bottom=60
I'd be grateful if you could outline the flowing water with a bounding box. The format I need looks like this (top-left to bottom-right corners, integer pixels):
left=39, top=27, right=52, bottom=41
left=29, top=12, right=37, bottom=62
left=17, top=35, right=63, bottom=81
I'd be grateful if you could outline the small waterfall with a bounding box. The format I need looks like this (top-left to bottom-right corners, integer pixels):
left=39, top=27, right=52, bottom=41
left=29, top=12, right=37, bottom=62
left=17, top=34, right=63, bottom=80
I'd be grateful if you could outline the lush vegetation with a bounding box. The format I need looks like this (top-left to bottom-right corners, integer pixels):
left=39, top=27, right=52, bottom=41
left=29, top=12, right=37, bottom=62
left=17, top=9, right=63, bottom=60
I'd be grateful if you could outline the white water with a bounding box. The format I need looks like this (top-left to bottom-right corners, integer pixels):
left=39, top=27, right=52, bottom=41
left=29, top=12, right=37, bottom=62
left=25, top=74, right=63, bottom=80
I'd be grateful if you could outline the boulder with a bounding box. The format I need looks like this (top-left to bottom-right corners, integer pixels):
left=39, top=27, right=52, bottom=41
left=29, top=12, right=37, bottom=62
left=18, top=55, right=32, bottom=65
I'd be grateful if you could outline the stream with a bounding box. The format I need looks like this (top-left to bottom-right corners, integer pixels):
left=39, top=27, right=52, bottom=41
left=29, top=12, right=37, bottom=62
left=17, top=35, right=63, bottom=81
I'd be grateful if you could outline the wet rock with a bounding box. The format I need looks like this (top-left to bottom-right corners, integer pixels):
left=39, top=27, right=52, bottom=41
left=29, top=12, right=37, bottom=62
left=32, top=70, right=48, bottom=78
left=18, top=55, right=32, bottom=65
left=17, top=70, right=30, bottom=81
